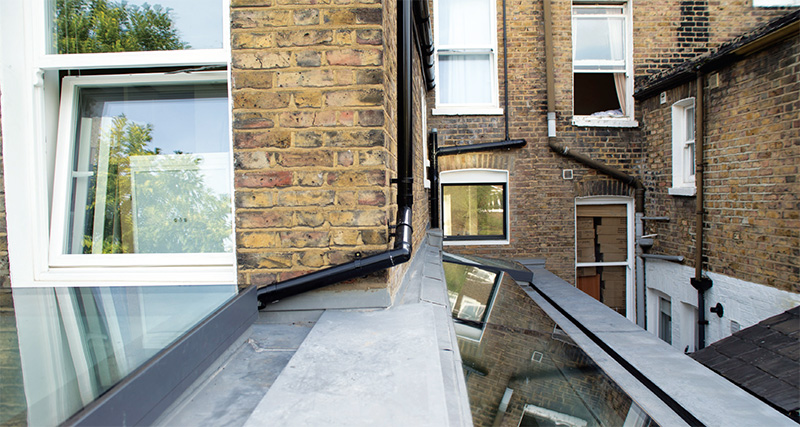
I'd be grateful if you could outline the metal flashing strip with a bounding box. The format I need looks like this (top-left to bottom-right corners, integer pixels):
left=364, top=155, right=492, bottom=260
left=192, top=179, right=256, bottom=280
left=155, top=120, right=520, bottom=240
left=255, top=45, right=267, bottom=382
left=63, top=286, right=258, bottom=427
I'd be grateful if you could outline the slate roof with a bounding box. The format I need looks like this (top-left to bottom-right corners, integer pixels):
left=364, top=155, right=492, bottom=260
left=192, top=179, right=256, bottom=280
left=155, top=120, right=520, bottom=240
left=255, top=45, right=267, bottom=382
left=634, top=9, right=800, bottom=99
left=691, top=306, right=800, bottom=422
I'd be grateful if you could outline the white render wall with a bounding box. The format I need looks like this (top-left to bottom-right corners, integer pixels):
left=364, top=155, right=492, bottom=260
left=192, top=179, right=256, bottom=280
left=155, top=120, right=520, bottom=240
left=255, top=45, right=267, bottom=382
left=645, top=259, right=800, bottom=352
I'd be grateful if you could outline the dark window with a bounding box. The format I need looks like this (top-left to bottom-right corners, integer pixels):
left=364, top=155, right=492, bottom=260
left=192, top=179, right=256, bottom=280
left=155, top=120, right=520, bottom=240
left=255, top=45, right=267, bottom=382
left=442, top=183, right=507, bottom=241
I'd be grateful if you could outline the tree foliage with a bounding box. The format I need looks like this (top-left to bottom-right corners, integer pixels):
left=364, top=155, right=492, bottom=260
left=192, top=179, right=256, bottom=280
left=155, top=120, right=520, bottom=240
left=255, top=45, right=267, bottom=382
left=55, top=0, right=187, bottom=53
left=83, top=115, right=231, bottom=254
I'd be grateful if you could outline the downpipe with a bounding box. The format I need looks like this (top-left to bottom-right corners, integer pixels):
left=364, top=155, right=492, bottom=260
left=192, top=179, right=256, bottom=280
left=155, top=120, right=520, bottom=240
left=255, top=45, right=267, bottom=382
left=257, top=0, right=416, bottom=309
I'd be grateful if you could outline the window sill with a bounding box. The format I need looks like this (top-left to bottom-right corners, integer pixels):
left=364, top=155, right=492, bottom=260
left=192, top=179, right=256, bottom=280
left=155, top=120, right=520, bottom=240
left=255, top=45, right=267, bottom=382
left=433, top=107, right=503, bottom=116
left=668, top=187, right=696, bottom=197
left=572, top=116, right=639, bottom=128
left=444, top=239, right=510, bottom=246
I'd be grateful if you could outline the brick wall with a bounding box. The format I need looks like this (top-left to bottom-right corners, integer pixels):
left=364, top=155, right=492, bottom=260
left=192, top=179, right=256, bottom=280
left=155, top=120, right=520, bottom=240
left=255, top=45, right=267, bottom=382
left=232, top=0, right=429, bottom=297
left=634, top=0, right=793, bottom=83
left=640, top=32, right=799, bottom=293
left=429, top=0, right=794, bottom=285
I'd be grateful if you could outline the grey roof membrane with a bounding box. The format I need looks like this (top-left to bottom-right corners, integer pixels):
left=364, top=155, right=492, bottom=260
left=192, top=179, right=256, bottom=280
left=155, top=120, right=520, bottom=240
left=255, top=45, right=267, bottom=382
left=691, top=306, right=800, bottom=417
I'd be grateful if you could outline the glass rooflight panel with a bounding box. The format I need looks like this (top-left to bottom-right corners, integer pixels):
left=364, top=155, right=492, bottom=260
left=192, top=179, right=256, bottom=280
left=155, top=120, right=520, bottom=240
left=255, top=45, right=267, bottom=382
left=438, top=0, right=492, bottom=46
left=46, top=0, right=223, bottom=54
left=443, top=262, right=498, bottom=323
left=64, top=82, right=232, bottom=255
left=573, top=8, right=625, bottom=71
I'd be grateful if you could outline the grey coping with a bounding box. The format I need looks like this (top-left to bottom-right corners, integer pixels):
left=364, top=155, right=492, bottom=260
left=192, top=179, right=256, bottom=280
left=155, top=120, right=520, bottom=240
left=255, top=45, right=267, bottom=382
left=529, top=267, right=795, bottom=427
left=159, top=231, right=471, bottom=427
left=243, top=231, right=471, bottom=426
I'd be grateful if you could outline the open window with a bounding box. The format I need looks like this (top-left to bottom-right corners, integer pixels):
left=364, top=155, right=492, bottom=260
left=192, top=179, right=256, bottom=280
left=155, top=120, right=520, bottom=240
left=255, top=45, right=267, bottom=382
left=441, top=169, right=510, bottom=245
left=433, top=0, right=501, bottom=115
left=669, top=98, right=696, bottom=196
left=50, top=72, right=233, bottom=268
left=0, top=0, right=232, bottom=286
left=571, top=4, right=636, bottom=127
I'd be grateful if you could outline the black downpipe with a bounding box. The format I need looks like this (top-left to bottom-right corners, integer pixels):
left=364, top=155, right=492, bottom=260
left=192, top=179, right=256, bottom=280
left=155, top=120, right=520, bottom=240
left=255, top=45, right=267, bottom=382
left=396, top=0, right=413, bottom=209
left=433, top=0, right=525, bottom=156
left=429, top=129, right=440, bottom=227
left=502, top=0, right=510, bottom=141
left=257, top=0, right=415, bottom=308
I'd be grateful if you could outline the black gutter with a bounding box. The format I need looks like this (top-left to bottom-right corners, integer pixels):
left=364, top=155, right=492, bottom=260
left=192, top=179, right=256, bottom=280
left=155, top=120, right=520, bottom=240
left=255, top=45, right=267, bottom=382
left=412, top=0, right=435, bottom=91
left=257, top=0, right=417, bottom=308
left=635, top=10, right=799, bottom=100
left=437, top=138, right=526, bottom=157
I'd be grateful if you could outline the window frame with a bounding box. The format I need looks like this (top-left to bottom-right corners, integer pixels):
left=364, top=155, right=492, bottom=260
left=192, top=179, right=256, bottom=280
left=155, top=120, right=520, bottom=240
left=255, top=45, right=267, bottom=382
left=574, top=196, right=635, bottom=322
left=432, top=0, right=503, bottom=116
left=49, top=71, right=234, bottom=269
left=0, top=0, right=234, bottom=287
left=441, top=169, right=510, bottom=246
left=658, top=296, right=672, bottom=345
left=752, top=0, right=800, bottom=6
left=571, top=3, right=638, bottom=128
left=669, top=97, right=697, bottom=196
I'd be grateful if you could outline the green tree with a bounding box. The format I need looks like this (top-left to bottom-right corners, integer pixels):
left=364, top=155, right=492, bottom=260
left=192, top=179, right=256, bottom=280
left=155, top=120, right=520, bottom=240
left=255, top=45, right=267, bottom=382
left=83, top=115, right=231, bottom=254
left=55, top=0, right=187, bottom=54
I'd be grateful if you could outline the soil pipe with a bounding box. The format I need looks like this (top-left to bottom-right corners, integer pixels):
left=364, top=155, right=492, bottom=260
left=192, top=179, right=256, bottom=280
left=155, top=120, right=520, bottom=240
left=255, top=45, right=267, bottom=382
left=690, top=73, right=712, bottom=350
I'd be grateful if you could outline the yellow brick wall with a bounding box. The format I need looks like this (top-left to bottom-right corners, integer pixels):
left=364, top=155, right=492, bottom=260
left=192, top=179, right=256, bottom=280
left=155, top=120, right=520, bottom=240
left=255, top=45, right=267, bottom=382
left=232, top=0, right=430, bottom=297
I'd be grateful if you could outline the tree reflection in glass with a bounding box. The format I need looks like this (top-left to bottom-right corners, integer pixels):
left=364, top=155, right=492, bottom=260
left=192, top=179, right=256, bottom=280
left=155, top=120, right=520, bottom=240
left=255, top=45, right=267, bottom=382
left=66, top=84, right=232, bottom=255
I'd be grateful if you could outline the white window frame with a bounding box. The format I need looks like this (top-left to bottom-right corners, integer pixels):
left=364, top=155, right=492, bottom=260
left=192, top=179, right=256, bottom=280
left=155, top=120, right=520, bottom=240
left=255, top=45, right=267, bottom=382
left=669, top=97, right=696, bottom=196
left=432, top=0, right=503, bottom=116
left=0, top=0, right=234, bottom=287
left=753, top=0, right=800, bottom=6
left=574, top=196, right=635, bottom=322
left=421, top=85, right=431, bottom=189
left=571, top=3, right=638, bottom=128
left=441, top=169, right=510, bottom=246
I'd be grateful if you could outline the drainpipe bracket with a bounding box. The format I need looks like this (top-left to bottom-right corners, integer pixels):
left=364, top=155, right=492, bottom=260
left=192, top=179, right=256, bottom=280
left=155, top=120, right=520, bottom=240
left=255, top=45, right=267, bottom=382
left=690, top=277, right=713, bottom=293
left=391, top=177, right=414, bottom=185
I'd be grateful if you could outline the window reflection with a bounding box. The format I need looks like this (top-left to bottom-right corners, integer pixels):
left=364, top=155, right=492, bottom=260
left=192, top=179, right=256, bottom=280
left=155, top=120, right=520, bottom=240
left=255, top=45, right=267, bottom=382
left=48, top=0, right=223, bottom=54
left=9, top=285, right=235, bottom=426
left=444, top=256, right=657, bottom=427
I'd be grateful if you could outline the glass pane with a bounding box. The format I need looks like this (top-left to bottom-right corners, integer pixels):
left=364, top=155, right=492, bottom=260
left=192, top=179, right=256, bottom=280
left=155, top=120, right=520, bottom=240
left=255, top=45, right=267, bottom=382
left=685, top=142, right=695, bottom=180
left=439, top=54, right=493, bottom=105
left=442, top=184, right=505, bottom=238
left=443, top=259, right=658, bottom=427
left=659, top=298, right=672, bottom=344
left=438, top=0, right=492, bottom=46
left=48, top=0, right=222, bottom=54
left=66, top=83, right=233, bottom=255
left=6, top=285, right=236, bottom=426
left=444, top=262, right=498, bottom=323
left=685, top=106, right=695, bottom=140
left=573, top=16, right=625, bottom=63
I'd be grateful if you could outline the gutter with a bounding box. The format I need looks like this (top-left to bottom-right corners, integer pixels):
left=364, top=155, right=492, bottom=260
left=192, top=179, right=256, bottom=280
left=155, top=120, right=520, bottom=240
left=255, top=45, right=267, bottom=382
left=635, top=11, right=799, bottom=100
left=258, top=0, right=418, bottom=308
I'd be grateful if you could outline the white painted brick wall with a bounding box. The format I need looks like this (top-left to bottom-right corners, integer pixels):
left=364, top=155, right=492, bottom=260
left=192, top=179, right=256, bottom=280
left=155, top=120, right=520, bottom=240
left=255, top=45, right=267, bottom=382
left=644, top=259, right=800, bottom=352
